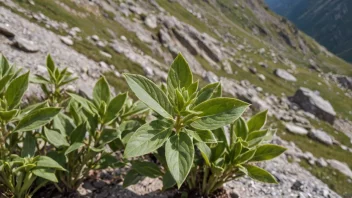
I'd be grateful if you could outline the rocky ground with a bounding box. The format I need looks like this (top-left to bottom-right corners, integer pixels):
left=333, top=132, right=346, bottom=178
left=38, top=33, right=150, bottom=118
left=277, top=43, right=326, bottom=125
left=0, top=0, right=352, bottom=197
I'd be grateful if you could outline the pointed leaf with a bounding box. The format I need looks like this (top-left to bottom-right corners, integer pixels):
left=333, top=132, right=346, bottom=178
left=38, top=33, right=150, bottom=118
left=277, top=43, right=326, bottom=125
left=93, top=76, right=111, bottom=105
left=167, top=53, right=193, bottom=91
left=132, top=161, right=162, bottom=178
left=70, top=122, right=87, bottom=143
left=196, top=142, right=211, bottom=166
left=124, top=119, right=173, bottom=158
left=32, top=168, right=58, bottom=183
left=165, top=133, right=194, bottom=188
left=233, top=117, right=248, bottom=142
left=243, top=164, right=277, bottom=183
left=191, top=98, right=249, bottom=130
left=124, top=74, right=174, bottom=119
left=65, top=142, right=84, bottom=155
left=247, top=110, right=268, bottom=132
left=36, top=156, right=66, bottom=171
left=15, top=108, right=61, bottom=132
left=103, top=92, right=127, bottom=124
left=123, top=170, right=143, bottom=188
left=235, top=149, right=256, bottom=164
left=44, top=127, right=69, bottom=148
left=21, top=132, right=36, bottom=157
left=46, top=55, right=55, bottom=73
left=5, top=72, right=29, bottom=109
left=250, top=144, right=286, bottom=162
left=163, top=170, right=176, bottom=190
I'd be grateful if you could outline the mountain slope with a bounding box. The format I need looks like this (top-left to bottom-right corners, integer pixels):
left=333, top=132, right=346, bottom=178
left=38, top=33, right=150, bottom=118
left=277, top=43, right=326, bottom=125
left=266, top=0, right=352, bottom=62
left=0, top=0, right=351, bottom=196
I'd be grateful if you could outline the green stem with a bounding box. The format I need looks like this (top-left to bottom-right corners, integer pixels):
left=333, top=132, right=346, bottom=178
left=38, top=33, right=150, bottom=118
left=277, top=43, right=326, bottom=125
left=201, top=167, right=209, bottom=194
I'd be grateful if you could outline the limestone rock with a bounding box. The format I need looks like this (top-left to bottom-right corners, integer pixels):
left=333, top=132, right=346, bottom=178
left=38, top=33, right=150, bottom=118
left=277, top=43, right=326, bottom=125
left=60, top=36, right=74, bottom=46
left=327, top=159, right=352, bottom=178
left=0, top=23, right=15, bottom=37
left=285, top=123, right=308, bottom=135
left=274, top=68, right=297, bottom=82
left=144, top=15, right=157, bottom=29
left=308, top=129, right=334, bottom=145
left=13, top=37, right=39, bottom=53
left=291, top=87, right=336, bottom=124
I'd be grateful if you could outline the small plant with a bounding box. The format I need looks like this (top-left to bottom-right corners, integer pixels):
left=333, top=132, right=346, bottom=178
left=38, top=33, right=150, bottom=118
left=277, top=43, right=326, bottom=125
left=123, top=53, right=286, bottom=196
left=186, top=111, right=286, bottom=196
left=0, top=55, right=65, bottom=197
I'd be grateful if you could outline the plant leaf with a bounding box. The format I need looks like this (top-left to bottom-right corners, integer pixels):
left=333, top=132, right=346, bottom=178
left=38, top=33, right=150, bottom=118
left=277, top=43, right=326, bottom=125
left=250, top=144, right=286, bottom=162
left=167, top=53, right=193, bottom=91
left=194, top=82, right=220, bottom=105
left=93, top=76, right=111, bottom=105
left=132, top=161, right=163, bottom=178
left=247, top=110, right=268, bottom=132
left=65, top=142, right=84, bottom=155
left=5, top=72, right=29, bottom=109
left=124, top=74, right=174, bottom=119
left=46, top=55, right=55, bottom=73
left=186, top=129, right=217, bottom=143
left=195, top=142, right=211, bottom=166
left=68, top=93, right=97, bottom=115
left=235, top=149, right=256, bottom=164
left=232, top=117, right=248, bottom=142
left=44, top=127, right=69, bottom=148
left=32, top=168, right=58, bottom=183
left=162, top=170, right=176, bottom=190
left=243, top=164, right=277, bottom=183
left=123, top=170, right=143, bottom=188
left=15, top=108, right=61, bottom=132
left=21, top=132, right=36, bottom=157
left=165, top=132, right=194, bottom=188
left=36, top=156, right=66, bottom=171
left=103, top=92, right=127, bottom=124
left=124, top=119, right=173, bottom=158
left=70, top=122, right=87, bottom=143
left=191, top=98, right=249, bottom=130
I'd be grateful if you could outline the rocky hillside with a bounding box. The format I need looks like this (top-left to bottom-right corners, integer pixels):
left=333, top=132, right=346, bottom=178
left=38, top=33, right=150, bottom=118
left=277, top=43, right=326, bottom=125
left=266, top=0, right=352, bottom=63
left=0, top=0, right=352, bottom=197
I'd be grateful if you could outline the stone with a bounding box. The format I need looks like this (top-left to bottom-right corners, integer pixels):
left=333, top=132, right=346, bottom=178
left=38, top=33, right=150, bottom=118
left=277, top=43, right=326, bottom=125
left=99, top=51, right=112, bottom=59
left=60, top=36, right=74, bottom=46
left=259, top=48, right=266, bottom=54
left=259, top=61, right=268, bottom=68
left=291, top=180, right=304, bottom=191
left=291, top=87, right=336, bottom=124
left=257, top=74, right=266, bottom=81
left=0, top=23, right=15, bottom=37
left=327, top=159, right=352, bottom=178
left=285, top=123, right=308, bottom=135
left=274, top=69, right=297, bottom=82
left=316, top=158, right=328, bottom=167
left=99, top=61, right=109, bottom=69
left=144, top=15, right=157, bottom=29
left=13, top=37, right=39, bottom=53
left=337, top=75, right=352, bottom=90
left=204, top=71, right=219, bottom=83
left=222, top=60, right=233, bottom=74
left=249, top=67, right=257, bottom=74
left=308, top=129, right=334, bottom=145
left=120, top=35, right=127, bottom=41
left=91, top=35, right=99, bottom=41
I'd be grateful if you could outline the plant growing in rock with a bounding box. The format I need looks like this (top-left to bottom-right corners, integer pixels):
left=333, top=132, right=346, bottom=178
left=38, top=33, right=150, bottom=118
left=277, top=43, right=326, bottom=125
left=32, top=55, right=149, bottom=192
left=185, top=110, right=287, bottom=196
left=123, top=53, right=250, bottom=188
left=0, top=55, right=65, bottom=197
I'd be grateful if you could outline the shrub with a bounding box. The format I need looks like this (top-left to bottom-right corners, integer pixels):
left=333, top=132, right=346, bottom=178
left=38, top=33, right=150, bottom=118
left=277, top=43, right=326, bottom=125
left=123, top=53, right=286, bottom=195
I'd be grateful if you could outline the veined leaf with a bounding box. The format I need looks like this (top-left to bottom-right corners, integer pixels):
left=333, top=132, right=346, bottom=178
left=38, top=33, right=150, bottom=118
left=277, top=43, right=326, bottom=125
left=163, top=170, right=176, bottom=190
left=68, top=93, right=97, bottom=115
left=44, top=127, right=69, bottom=148
left=32, top=168, right=58, bottom=183
left=124, top=74, right=174, bottom=119
left=250, top=144, right=286, bottom=162
left=124, top=119, right=173, bottom=158
left=167, top=53, right=193, bottom=92
left=36, top=156, right=66, bottom=171
left=21, top=132, right=36, bottom=158
left=65, top=142, right=84, bottom=155
left=103, top=92, right=127, bottom=124
left=194, top=82, right=220, bottom=105
left=5, top=72, right=29, bottom=109
left=93, top=76, right=111, bottom=105
left=196, top=142, right=211, bottom=166
left=132, top=161, right=162, bottom=178
left=247, top=129, right=268, bottom=141
left=15, top=108, right=61, bottom=132
left=243, top=164, right=277, bottom=183
left=46, top=55, right=55, bottom=73
left=186, top=129, right=217, bottom=143
left=165, top=132, right=194, bottom=188
left=123, top=170, right=143, bottom=188
left=0, top=109, right=18, bottom=121
left=191, top=98, right=249, bottom=130
left=247, top=110, right=268, bottom=132
left=232, top=117, right=248, bottom=142
left=70, top=122, right=87, bottom=143
left=235, top=149, right=256, bottom=164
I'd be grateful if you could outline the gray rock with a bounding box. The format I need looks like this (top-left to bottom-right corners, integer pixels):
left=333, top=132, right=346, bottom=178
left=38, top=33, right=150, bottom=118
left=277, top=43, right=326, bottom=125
left=258, top=61, right=268, bottom=68
left=13, top=37, right=39, bottom=52
left=204, top=71, right=219, bottom=83
left=0, top=23, right=15, bottom=37
left=337, top=75, right=352, bottom=90
left=316, top=158, right=328, bottom=167
left=60, top=36, right=74, bottom=46
left=257, top=74, right=266, bottom=81
left=274, top=69, right=297, bottom=82
left=91, top=35, right=99, bottom=41
left=249, top=67, right=257, bottom=74
left=308, top=129, right=334, bottom=145
left=285, top=123, right=308, bottom=135
left=327, top=159, right=352, bottom=178
left=291, top=180, right=304, bottom=191
left=144, top=15, right=157, bottom=29
left=291, top=87, right=336, bottom=124
left=99, top=51, right=112, bottom=59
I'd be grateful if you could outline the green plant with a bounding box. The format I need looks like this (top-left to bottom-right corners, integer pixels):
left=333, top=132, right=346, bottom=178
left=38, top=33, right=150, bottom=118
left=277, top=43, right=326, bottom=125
left=0, top=55, right=65, bottom=197
left=122, top=53, right=286, bottom=195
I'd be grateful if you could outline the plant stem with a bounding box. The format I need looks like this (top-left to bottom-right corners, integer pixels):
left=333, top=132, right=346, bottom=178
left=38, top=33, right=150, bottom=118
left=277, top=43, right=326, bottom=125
left=201, top=167, right=209, bottom=194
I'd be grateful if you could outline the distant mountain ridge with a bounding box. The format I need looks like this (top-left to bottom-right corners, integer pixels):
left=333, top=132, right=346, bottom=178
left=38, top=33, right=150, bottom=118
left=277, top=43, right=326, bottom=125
left=265, top=0, right=352, bottom=62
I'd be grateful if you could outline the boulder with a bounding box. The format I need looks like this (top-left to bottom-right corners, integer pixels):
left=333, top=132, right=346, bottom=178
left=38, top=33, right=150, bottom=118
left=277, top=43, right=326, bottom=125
left=13, top=37, right=39, bottom=53
left=0, top=24, right=15, bottom=37
left=144, top=15, right=157, bottom=29
left=308, top=129, right=334, bottom=145
left=257, top=74, right=266, bottom=81
left=337, top=76, right=352, bottom=90
left=285, top=123, right=308, bottom=135
left=291, top=87, right=336, bottom=124
left=327, top=159, right=352, bottom=178
left=204, top=71, right=219, bottom=83
left=274, top=69, right=296, bottom=82
left=60, top=36, right=74, bottom=46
